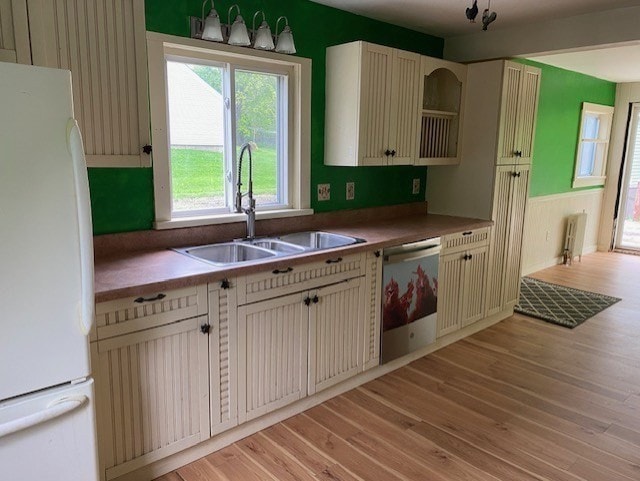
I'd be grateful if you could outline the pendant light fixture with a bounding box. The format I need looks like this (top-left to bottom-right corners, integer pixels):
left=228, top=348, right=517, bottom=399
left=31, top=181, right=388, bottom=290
left=201, top=0, right=223, bottom=42
left=252, top=11, right=275, bottom=51
left=227, top=4, right=251, bottom=46
left=275, top=16, right=296, bottom=54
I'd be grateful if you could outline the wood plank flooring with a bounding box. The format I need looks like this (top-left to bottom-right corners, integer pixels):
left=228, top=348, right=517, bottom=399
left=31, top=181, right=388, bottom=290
left=156, top=252, right=640, bottom=481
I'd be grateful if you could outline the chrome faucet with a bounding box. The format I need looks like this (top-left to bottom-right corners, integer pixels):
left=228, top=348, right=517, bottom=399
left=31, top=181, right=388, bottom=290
left=235, top=143, right=256, bottom=240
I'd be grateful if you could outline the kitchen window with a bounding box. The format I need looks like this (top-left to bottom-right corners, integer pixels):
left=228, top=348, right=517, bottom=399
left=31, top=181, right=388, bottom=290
left=573, top=102, right=614, bottom=188
left=147, top=33, right=311, bottom=229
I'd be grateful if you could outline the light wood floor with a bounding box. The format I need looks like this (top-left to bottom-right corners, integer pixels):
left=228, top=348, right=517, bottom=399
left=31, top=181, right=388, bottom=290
left=157, top=252, right=640, bottom=481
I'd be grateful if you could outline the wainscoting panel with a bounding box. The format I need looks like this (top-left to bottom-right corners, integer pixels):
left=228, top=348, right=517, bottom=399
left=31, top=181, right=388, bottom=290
left=522, top=189, right=604, bottom=275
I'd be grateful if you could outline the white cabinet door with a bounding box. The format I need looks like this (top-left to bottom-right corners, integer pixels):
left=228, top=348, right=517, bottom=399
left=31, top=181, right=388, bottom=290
left=237, top=292, right=308, bottom=423
left=503, top=165, right=531, bottom=308
left=486, top=166, right=516, bottom=316
left=388, top=48, right=421, bottom=165
left=27, top=0, right=151, bottom=167
left=497, top=61, right=541, bottom=165
left=208, top=281, right=238, bottom=436
left=460, top=245, right=489, bottom=327
left=308, top=278, right=365, bottom=395
left=437, top=252, right=464, bottom=338
left=0, top=0, right=29, bottom=63
left=360, top=42, right=394, bottom=166
left=95, top=317, right=210, bottom=481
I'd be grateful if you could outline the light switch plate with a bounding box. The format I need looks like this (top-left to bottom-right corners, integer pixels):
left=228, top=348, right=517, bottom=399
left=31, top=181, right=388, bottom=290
left=346, top=182, right=355, bottom=200
left=412, top=178, right=421, bottom=195
left=318, top=183, right=331, bottom=201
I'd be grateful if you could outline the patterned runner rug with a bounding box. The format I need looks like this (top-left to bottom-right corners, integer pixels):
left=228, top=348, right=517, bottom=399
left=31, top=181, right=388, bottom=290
left=514, top=277, right=621, bottom=328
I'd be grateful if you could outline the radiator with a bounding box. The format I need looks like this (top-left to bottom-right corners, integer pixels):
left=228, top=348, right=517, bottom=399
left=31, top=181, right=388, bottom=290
left=564, top=213, right=587, bottom=264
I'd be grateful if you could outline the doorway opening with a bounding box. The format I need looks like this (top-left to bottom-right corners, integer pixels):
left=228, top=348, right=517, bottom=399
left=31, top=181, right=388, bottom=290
left=616, top=103, right=640, bottom=251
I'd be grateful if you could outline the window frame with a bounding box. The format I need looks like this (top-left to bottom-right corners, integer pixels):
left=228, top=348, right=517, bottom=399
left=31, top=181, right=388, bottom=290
left=573, top=102, right=614, bottom=188
left=147, top=32, right=311, bottom=229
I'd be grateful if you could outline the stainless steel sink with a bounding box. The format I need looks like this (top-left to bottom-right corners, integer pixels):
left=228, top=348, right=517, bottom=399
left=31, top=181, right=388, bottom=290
left=249, top=239, right=306, bottom=254
left=176, top=243, right=276, bottom=266
left=174, top=231, right=364, bottom=267
left=278, top=231, right=360, bottom=249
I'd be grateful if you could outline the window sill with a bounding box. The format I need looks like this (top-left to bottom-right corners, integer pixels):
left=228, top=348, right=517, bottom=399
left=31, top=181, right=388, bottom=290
left=573, top=176, right=606, bottom=188
left=154, top=208, right=314, bottom=230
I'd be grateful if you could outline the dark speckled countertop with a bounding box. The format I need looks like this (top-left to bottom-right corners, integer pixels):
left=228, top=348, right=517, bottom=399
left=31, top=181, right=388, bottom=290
left=94, top=211, right=492, bottom=303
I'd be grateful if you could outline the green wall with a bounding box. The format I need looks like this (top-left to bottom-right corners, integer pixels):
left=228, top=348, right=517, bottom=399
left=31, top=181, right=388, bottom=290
left=89, top=0, right=443, bottom=234
left=518, top=60, right=616, bottom=198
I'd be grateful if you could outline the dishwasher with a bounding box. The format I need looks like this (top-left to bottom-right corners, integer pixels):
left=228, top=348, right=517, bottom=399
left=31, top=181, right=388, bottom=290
left=381, top=237, right=440, bottom=363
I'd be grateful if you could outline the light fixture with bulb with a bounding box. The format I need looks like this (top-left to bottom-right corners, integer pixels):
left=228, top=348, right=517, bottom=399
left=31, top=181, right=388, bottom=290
left=190, top=3, right=296, bottom=55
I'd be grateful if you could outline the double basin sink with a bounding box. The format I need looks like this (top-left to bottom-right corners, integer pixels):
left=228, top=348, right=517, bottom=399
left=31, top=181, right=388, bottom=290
left=175, top=231, right=364, bottom=266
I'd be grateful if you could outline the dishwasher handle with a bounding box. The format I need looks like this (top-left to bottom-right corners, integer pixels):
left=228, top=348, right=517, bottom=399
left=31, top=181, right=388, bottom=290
left=384, top=244, right=441, bottom=264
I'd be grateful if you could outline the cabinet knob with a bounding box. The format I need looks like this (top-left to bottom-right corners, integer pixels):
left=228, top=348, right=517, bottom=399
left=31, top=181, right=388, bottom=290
left=200, top=323, right=211, bottom=334
left=142, top=144, right=153, bottom=155
left=312, top=295, right=319, bottom=304
left=220, top=278, right=230, bottom=289
left=390, top=150, right=396, bottom=157
left=374, top=250, right=381, bottom=258
left=384, top=149, right=392, bottom=157
left=514, top=150, right=522, bottom=157
left=516, top=172, right=521, bottom=178
left=304, top=296, right=312, bottom=306
left=511, top=172, right=518, bottom=177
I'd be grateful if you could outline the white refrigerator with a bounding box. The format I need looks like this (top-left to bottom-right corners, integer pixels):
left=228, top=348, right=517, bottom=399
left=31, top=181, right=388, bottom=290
left=0, top=61, right=99, bottom=480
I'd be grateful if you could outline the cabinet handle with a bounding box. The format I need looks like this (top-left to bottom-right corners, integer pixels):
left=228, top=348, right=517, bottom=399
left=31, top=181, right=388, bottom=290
left=514, top=150, right=522, bottom=157
left=200, top=323, right=211, bottom=334
left=511, top=171, right=518, bottom=178
left=312, top=295, right=319, bottom=304
left=325, top=257, right=343, bottom=264
left=134, top=293, right=166, bottom=304
left=220, top=278, right=230, bottom=289
left=463, top=254, right=469, bottom=260
left=462, top=231, right=473, bottom=236
left=468, top=254, right=473, bottom=260
left=272, top=267, right=293, bottom=274
left=516, top=172, right=521, bottom=178
left=390, top=150, right=396, bottom=157
left=384, top=149, right=391, bottom=157
left=304, top=296, right=312, bottom=306
left=142, top=144, right=152, bottom=155
left=374, top=250, right=381, bottom=258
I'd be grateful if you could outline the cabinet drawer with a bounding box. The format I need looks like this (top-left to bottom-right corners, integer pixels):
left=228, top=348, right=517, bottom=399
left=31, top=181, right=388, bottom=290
left=236, top=253, right=365, bottom=305
left=441, top=227, right=490, bottom=254
left=94, top=285, right=208, bottom=340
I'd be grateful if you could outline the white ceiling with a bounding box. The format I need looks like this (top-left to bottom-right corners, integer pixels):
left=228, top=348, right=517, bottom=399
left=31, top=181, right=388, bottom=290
left=311, top=0, right=640, bottom=82
left=310, top=0, right=640, bottom=38
left=527, top=44, right=640, bottom=83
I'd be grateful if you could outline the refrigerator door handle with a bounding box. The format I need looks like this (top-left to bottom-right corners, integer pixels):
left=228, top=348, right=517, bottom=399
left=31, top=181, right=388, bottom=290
left=67, top=119, right=95, bottom=335
left=0, top=395, right=88, bottom=439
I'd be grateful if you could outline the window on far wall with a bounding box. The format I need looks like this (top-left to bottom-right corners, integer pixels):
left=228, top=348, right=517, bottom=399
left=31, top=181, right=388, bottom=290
left=573, top=102, right=615, bottom=188
left=147, top=34, right=311, bottom=229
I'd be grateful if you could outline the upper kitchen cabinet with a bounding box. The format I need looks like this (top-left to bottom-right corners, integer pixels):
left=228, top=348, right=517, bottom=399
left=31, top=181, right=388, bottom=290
left=26, top=0, right=151, bottom=167
left=324, top=41, right=421, bottom=166
left=497, top=61, right=541, bottom=165
left=416, top=57, right=466, bottom=165
left=0, top=0, right=30, bottom=63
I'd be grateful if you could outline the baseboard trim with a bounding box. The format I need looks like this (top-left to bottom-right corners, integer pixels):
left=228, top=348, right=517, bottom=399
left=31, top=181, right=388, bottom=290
left=522, top=244, right=598, bottom=276
left=112, top=309, right=513, bottom=481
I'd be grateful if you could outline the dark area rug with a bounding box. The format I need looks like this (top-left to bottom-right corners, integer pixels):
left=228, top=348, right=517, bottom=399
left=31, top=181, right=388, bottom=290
left=514, top=277, right=621, bottom=328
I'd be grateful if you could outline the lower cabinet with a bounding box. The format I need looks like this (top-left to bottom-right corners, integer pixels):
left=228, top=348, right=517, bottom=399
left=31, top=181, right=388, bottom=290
left=237, top=276, right=366, bottom=422
left=437, top=229, right=490, bottom=338
left=94, top=316, right=210, bottom=480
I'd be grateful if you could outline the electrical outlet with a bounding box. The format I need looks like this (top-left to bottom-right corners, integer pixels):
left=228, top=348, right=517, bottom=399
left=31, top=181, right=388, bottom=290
left=412, top=178, right=421, bottom=195
left=346, top=182, right=355, bottom=201
left=317, top=183, right=331, bottom=201
left=545, top=231, right=551, bottom=242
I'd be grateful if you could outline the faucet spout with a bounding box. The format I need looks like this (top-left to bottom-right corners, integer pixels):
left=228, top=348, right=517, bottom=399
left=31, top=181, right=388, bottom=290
left=235, top=143, right=256, bottom=240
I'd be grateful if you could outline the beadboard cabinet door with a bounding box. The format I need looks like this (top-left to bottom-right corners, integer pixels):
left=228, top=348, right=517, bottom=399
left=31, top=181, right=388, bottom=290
left=308, top=278, right=365, bottom=395
left=0, top=0, right=29, bottom=63
left=363, top=251, right=382, bottom=370
left=460, top=245, right=489, bottom=326
left=237, top=292, right=309, bottom=423
left=497, top=62, right=541, bottom=165
left=94, top=316, right=210, bottom=481
left=436, top=252, right=464, bottom=337
left=26, top=0, right=151, bottom=167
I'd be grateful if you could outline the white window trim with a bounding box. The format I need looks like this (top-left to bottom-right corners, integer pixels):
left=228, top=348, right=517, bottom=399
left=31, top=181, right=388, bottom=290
left=573, top=102, right=614, bottom=189
left=146, top=32, right=311, bottom=229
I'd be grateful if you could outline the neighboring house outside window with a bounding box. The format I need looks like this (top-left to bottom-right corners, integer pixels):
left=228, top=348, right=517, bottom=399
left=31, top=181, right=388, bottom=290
left=573, top=102, right=615, bottom=188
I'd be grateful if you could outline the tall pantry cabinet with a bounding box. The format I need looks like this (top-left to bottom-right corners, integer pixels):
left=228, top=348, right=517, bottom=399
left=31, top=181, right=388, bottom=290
left=427, top=60, right=541, bottom=317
